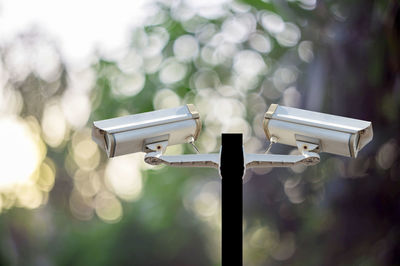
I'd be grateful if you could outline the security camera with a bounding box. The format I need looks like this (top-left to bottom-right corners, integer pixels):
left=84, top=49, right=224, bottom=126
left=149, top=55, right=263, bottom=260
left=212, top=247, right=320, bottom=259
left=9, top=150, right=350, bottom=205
left=92, top=104, right=201, bottom=158
left=92, top=103, right=372, bottom=170
left=263, top=104, right=373, bottom=158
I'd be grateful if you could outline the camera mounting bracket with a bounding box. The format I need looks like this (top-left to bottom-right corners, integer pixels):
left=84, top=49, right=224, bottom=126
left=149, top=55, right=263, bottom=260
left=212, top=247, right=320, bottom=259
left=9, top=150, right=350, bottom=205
left=143, top=139, right=320, bottom=171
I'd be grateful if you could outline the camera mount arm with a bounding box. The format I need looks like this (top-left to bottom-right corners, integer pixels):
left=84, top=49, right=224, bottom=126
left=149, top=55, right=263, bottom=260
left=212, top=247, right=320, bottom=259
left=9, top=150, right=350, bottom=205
left=143, top=140, right=320, bottom=170
left=144, top=141, right=220, bottom=168
left=245, top=140, right=320, bottom=168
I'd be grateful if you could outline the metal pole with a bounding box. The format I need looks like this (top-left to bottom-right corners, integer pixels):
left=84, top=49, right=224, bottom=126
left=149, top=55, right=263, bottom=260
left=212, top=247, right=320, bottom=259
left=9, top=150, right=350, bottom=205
left=220, top=133, right=244, bottom=265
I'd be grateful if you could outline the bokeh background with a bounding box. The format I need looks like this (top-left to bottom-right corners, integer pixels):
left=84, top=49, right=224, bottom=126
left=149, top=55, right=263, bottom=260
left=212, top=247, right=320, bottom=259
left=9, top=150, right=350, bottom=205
left=0, top=0, right=399, bottom=265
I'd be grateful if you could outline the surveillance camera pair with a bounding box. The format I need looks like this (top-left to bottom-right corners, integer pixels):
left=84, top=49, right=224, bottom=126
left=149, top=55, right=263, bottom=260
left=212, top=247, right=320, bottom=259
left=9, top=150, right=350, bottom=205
left=92, top=104, right=372, bottom=169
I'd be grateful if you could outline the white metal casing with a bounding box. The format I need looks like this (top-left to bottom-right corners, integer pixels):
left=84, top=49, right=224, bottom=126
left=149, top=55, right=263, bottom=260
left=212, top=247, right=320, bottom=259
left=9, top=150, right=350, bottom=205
left=263, top=104, right=373, bottom=157
left=92, top=104, right=201, bottom=158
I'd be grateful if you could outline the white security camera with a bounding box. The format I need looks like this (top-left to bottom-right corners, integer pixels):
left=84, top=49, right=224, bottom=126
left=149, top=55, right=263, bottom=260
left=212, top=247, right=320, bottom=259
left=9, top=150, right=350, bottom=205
left=263, top=104, right=373, bottom=158
left=92, top=104, right=201, bottom=158
left=92, top=103, right=372, bottom=171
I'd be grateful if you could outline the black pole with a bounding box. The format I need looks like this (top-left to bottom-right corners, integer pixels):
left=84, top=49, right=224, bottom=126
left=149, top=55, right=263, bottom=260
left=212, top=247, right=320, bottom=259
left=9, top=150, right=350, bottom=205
left=220, top=133, right=244, bottom=265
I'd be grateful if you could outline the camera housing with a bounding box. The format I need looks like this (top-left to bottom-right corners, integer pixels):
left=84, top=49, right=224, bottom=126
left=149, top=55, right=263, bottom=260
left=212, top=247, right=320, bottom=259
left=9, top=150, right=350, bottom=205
left=92, top=104, right=201, bottom=158
left=263, top=104, right=373, bottom=157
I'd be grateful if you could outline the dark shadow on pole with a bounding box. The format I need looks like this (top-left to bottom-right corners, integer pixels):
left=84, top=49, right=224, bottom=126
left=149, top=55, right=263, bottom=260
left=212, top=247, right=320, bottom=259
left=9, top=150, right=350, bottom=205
left=220, top=133, right=244, bottom=266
